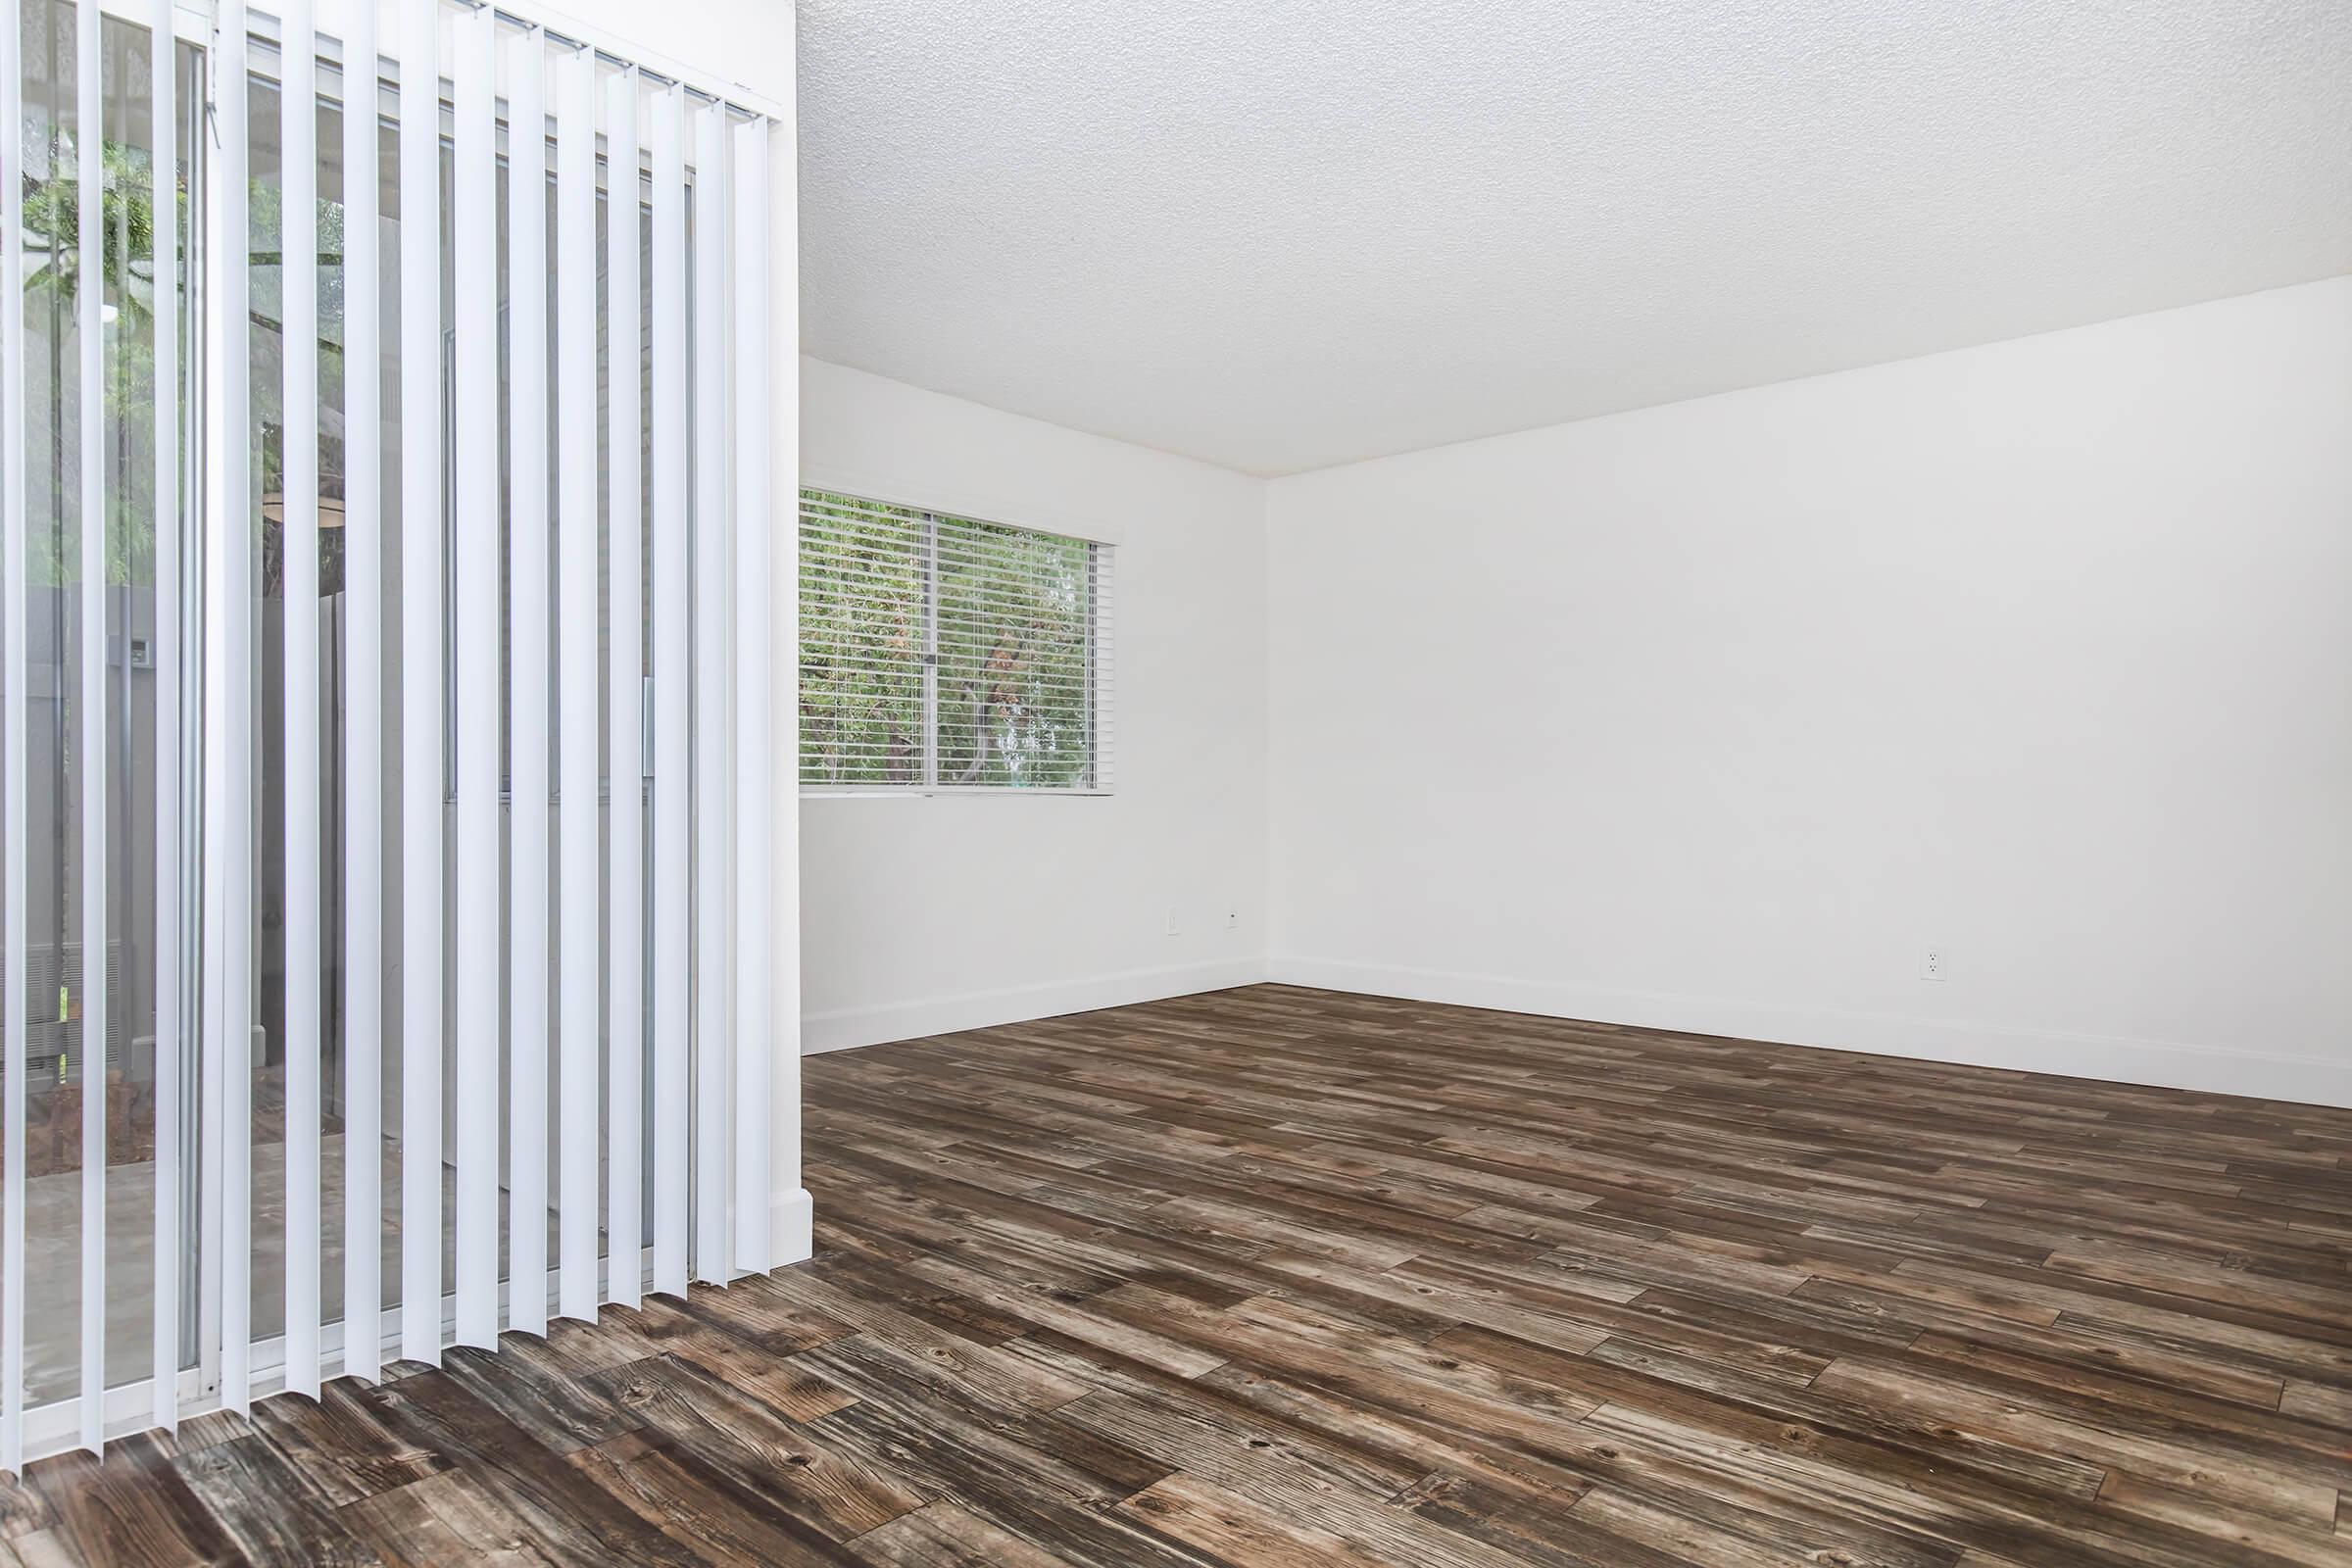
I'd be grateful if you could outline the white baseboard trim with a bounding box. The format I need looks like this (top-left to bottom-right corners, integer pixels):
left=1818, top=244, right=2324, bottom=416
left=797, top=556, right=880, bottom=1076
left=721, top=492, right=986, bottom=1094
left=1270, top=956, right=2352, bottom=1109
left=768, top=1188, right=813, bottom=1270
left=802, top=957, right=1271, bottom=1055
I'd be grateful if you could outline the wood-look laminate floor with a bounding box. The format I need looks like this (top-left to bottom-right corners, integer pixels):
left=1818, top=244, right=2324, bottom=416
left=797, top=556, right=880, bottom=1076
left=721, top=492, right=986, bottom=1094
left=5, top=983, right=2352, bottom=1566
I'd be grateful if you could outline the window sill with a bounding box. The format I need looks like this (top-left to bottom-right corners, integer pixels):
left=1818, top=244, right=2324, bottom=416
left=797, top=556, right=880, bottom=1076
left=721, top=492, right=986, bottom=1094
left=800, top=786, right=1115, bottom=800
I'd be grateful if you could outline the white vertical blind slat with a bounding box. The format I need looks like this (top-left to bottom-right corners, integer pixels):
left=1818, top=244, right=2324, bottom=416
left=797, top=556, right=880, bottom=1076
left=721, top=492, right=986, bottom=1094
left=281, top=0, right=323, bottom=1401
left=604, top=66, right=644, bottom=1309
left=554, top=41, right=601, bottom=1324
left=0, top=0, right=26, bottom=1476
left=767, top=22, right=801, bottom=1261
left=647, top=84, right=688, bottom=1300
left=505, top=19, right=552, bottom=1342
left=728, top=116, right=768, bottom=1276
left=75, top=0, right=108, bottom=1454
left=150, top=0, right=183, bottom=1430
left=217, top=0, right=256, bottom=1416
left=341, top=0, right=385, bottom=1387
left=450, top=0, right=500, bottom=1350
left=396, top=0, right=445, bottom=1367
left=688, top=101, right=728, bottom=1284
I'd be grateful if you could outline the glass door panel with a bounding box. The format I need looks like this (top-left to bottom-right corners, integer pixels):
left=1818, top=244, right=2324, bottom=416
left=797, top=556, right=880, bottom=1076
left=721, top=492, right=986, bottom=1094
left=4, top=0, right=199, bottom=1407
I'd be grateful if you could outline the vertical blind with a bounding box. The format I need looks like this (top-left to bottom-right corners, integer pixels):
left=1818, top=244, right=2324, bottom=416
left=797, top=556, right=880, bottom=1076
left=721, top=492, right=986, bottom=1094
left=799, top=490, right=1115, bottom=793
left=0, top=0, right=789, bottom=1468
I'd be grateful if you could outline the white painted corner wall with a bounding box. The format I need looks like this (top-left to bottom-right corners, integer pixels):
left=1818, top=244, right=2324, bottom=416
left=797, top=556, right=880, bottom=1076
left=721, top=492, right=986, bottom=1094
left=795, top=280, right=2350, bottom=1111
left=1265, top=277, right=2352, bottom=1107
left=798, top=360, right=1269, bottom=1054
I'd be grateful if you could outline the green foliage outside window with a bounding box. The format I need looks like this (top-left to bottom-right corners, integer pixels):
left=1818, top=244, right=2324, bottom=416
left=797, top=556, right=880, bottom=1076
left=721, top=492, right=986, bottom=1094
left=799, top=492, right=927, bottom=784
left=800, top=489, right=1102, bottom=790
left=21, top=128, right=174, bottom=590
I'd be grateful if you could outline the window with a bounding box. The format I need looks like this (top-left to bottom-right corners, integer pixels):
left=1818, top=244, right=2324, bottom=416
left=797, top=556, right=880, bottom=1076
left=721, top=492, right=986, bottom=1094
left=799, top=489, right=1113, bottom=792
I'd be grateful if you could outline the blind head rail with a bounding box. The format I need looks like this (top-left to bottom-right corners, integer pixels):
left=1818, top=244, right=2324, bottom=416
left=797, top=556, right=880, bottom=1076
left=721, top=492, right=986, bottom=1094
left=204, top=0, right=785, bottom=123
left=477, top=0, right=782, bottom=122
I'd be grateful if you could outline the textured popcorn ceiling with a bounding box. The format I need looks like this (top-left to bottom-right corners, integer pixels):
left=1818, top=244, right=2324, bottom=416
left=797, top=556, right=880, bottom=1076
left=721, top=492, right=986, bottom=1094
left=798, top=0, right=2352, bottom=477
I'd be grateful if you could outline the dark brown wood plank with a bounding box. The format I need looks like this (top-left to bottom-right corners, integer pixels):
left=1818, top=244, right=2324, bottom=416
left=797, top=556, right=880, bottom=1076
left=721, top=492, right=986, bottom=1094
left=172, top=1433, right=381, bottom=1567
left=0, top=1464, right=57, bottom=1539
left=246, top=1383, right=450, bottom=1506
left=563, top=1427, right=864, bottom=1566
left=33, top=1438, right=243, bottom=1568
left=335, top=1472, right=562, bottom=1568
left=586, top=1352, right=925, bottom=1543
left=847, top=1501, right=1067, bottom=1568
left=353, top=1366, right=705, bottom=1566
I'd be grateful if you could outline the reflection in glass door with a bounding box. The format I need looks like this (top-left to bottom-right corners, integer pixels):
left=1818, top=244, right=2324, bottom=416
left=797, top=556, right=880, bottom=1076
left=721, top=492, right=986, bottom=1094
left=5, top=0, right=200, bottom=1417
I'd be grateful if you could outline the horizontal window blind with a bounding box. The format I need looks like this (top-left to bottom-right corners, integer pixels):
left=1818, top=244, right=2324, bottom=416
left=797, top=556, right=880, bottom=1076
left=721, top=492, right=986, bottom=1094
left=800, top=490, right=1114, bottom=792
left=0, top=0, right=795, bottom=1472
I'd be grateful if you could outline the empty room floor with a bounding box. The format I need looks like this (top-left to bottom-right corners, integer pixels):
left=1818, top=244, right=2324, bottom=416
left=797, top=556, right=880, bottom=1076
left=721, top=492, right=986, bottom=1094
left=4, top=984, right=2350, bottom=1566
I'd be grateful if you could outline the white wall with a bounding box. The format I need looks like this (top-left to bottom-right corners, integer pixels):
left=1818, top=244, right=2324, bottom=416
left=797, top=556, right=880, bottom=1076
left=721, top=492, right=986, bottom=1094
left=1267, top=278, right=2352, bottom=1105
left=799, top=360, right=1269, bottom=1053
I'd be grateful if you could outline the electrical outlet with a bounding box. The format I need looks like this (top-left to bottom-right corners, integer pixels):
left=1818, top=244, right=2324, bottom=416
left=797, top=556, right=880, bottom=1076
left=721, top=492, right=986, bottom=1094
left=1921, top=950, right=1946, bottom=982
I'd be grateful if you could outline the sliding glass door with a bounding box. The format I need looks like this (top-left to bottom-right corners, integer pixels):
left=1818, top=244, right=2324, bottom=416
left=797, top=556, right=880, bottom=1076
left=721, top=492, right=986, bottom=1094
left=4, top=0, right=784, bottom=1470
